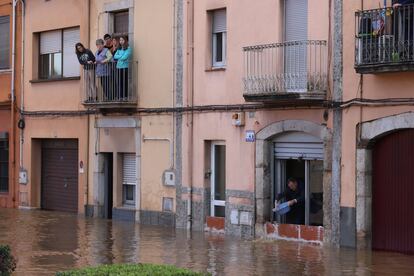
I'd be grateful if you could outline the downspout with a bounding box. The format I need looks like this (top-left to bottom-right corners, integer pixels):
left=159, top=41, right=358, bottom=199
left=10, top=0, right=17, bottom=207
left=85, top=0, right=91, bottom=209
left=19, top=0, right=25, bottom=170
left=186, top=0, right=194, bottom=231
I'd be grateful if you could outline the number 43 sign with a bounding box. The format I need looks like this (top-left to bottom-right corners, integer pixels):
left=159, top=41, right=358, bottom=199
left=245, top=130, right=256, bottom=142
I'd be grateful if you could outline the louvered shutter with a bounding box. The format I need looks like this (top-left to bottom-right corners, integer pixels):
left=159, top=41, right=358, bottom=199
left=0, top=16, right=10, bottom=69
left=274, top=132, right=323, bottom=160
left=40, top=30, right=62, bottom=54
left=114, top=12, right=129, bottom=34
left=285, top=0, right=308, bottom=91
left=63, top=28, right=80, bottom=77
left=123, top=153, right=136, bottom=185
left=213, top=9, right=226, bottom=33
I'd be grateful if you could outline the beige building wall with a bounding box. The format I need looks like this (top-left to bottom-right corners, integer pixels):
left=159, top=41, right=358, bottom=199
left=87, top=0, right=174, bottom=218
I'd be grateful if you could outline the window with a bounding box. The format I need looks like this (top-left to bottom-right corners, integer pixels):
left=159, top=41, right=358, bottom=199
left=39, top=27, right=80, bottom=79
left=122, top=153, right=136, bottom=206
left=0, top=138, right=8, bottom=193
left=211, top=143, right=226, bottom=217
left=0, top=16, right=10, bottom=69
left=212, top=9, right=227, bottom=68
left=114, top=11, right=129, bottom=35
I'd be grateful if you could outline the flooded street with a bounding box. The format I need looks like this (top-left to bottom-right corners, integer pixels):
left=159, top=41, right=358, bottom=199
left=0, top=209, right=412, bottom=275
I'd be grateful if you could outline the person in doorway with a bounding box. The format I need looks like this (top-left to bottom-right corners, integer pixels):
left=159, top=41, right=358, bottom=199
left=113, top=35, right=131, bottom=100
left=95, top=39, right=113, bottom=101
left=75, top=43, right=96, bottom=101
left=274, top=177, right=305, bottom=225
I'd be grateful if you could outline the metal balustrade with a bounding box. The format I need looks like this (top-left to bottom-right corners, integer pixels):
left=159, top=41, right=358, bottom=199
left=82, top=61, right=136, bottom=106
left=355, top=4, right=414, bottom=73
left=243, top=40, right=327, bottom=97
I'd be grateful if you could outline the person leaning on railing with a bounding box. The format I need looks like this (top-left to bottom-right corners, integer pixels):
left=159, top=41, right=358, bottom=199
left=392, top=0, right=414, bottom=59
left=75, top=43, right=96, bottom=101
left=95, top=39, right=113, bottom=101
left=113, top=35, right=132, bottom=100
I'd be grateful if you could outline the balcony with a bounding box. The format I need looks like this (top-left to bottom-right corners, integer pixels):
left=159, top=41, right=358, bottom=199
left=81, top=62, right=137, bottom=110
left=355, top=4, right=414, bottom=74
left=242, top=40, right=327, bottom=103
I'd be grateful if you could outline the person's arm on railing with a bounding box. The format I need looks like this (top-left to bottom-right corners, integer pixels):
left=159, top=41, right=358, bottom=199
left=98, top=50, right=112, bottom=64
left=114, top=47, right=132, bottom=62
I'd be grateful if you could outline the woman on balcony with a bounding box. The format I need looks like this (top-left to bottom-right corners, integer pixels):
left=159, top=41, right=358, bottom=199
left=114, top=36, right=131, bottom=100
left=75, top=43, right=96, bottom=101
left=95, top=39, right=113, bottom=101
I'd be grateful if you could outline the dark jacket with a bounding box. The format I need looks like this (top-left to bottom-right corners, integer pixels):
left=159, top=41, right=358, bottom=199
left=393, top=0, right=414, bottom=5
left=76, top=49, right=95, bottom=69
left=276, top=181, right=305, bottom=224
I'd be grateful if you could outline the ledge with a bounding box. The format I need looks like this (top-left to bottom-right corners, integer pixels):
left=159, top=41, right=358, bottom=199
left=355, top=62, right=414, bottom=74
left=0, top=69, right=12, bottom=75
left=205, top=67, right=226, bottom=72
left=30, top=76, right=80, bottom=83
left=243, top=91, right=327, bottom=104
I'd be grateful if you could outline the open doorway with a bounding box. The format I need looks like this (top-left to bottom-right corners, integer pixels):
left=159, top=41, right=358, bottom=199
left=103, top=153, right=113, bottom=219
left=272, top=132, right=324, bottom=226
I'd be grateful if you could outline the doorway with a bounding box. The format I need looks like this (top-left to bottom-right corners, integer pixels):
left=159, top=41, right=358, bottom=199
left=211, top=143, right=226, bottom=217
left=103, top=153, right=113, bottom=219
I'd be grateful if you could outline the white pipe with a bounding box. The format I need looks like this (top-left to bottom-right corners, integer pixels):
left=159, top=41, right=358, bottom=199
left=142, top=136, right=174, bottom=169
left=19, top=0, right=25, bottom=168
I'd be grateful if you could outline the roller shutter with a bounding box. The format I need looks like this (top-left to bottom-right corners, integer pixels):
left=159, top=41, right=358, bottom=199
left=274, top=132, right=323, bottom=160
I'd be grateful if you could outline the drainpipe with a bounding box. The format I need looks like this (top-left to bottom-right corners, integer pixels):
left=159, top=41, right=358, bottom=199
left=186, top=0, right=194, bottom=231
left=85, top=0, right=91, bottom=209
left=10, top=0, right=17, bottom=207
left=19, top=0, right=25, bottom=171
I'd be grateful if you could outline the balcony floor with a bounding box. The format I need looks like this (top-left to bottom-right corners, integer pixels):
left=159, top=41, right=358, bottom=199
left=355, top=62, right=414, bottom=74
left=243, top=91, right=326, bottom=104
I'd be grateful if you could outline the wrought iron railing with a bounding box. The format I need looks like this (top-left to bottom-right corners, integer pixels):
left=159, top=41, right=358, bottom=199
left=243, top=40, right=327, bottom=96
left=355, top=4, right=414, bottom=66
left=82, top=61, right=136, bottom=105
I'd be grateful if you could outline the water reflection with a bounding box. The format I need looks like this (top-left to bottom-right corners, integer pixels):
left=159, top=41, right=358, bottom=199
left=0, top=209, right=412, bottom=275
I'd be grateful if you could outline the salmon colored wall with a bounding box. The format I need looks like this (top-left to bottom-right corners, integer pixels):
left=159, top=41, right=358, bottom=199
left=24, top=0, right=88, bottom=111
left=20, top=117, right=88, bottom=213
left=341, top=0, right=414, bottom=207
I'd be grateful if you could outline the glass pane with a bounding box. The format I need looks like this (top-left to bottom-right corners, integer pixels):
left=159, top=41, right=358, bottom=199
left=0, top=163, right=8, bottom=178
left=309, top=160, right=324, bottom=226
left=215, top=33, right=223, bottom=62
left=214, top=206, right=225, bottom=218
left=53, top=53, right=62, bottom=77
left=0, top=17, right=10, bottom=69
left=0, top=178, right=8, bottom=193
left=39, top=54, right=50, bottom=79
left=214, top=145, right=226, bottom=201
left=0, top=148, right=7, bottom=162
left=124, top=185, right=134, bottom=202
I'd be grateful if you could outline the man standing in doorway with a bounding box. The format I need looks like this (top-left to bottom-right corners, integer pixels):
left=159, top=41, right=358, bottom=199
left=275, top=177, right=305, bottom=225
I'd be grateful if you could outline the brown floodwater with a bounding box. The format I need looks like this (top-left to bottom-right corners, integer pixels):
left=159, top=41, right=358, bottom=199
left=0, top=209, right=413, bottom=275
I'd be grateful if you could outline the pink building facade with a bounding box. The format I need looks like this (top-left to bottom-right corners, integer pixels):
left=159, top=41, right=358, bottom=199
left=178, top=0, right=333, bottom=244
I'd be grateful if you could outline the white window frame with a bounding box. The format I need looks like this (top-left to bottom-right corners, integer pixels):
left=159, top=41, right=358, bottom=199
left=212, top=9, right=227, bottom=68
left=212, top=32, right=227, bottom=68
left=0, top=16, right=10, bottom=70
left=210, top=142, right=226, bottom=217
left=122, top=153, right=136, bottom=206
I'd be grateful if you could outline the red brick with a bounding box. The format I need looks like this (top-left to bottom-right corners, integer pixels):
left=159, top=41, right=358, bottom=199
left=300, top=225, right=319, bottom=241
left=206, top=216, right=225, bottom=230
left=278, top=223, right=299, bottom=239
left=266, top=222, right=275, bottom=234
left=319, top=227, right=324, bottom=241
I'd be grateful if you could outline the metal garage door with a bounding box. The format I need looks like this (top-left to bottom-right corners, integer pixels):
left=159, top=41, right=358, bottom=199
left=41, top=139, right=78, bottom=213
left=373, top=129, right=414, bottom=254
left=274, top=131, right=323, bottom=160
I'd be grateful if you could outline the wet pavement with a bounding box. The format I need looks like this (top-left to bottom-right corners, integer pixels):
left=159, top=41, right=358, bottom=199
left=0, top=209, right=413, bottom=275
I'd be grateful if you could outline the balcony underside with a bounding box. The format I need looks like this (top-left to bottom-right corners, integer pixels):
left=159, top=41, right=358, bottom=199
left=82, top=100, right=137, bottom=110
left=243, top=91, right=326, bottom=104
left=355, top=62, right=414, bottom=74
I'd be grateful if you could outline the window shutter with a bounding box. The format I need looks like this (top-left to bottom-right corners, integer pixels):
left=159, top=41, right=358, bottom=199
left=213, top=9, right=226, bottom=33
left=285, top=0, right=308, bottom=41
left=63, top=28, right=80, bottom=77
left=123, top=153, right=136, bottom=185
left=0, top=16, right=10, bottom=69
left=40, top=30, right=62, bottom=55
left=274, top=132, right=323, bottom=160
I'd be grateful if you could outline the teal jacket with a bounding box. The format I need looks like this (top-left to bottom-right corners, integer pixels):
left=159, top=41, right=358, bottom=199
left=114, top=47, right=131, bottom=69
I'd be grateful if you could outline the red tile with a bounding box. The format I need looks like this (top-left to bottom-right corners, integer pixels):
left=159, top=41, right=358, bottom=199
left=278, top=224, right=299, bottom=239
left=206, top=216, right=225, bottom=230
left=300, top=225, right=319, bottom=241
left=266, top=222, right=275, bottom=234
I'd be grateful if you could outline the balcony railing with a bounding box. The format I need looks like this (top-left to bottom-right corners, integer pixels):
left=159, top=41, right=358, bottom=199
left=355, top=4, right=414, bottom=73
left=243, top=40, right=327, bottom=101
left=82, top=62, right=137, bottom=108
